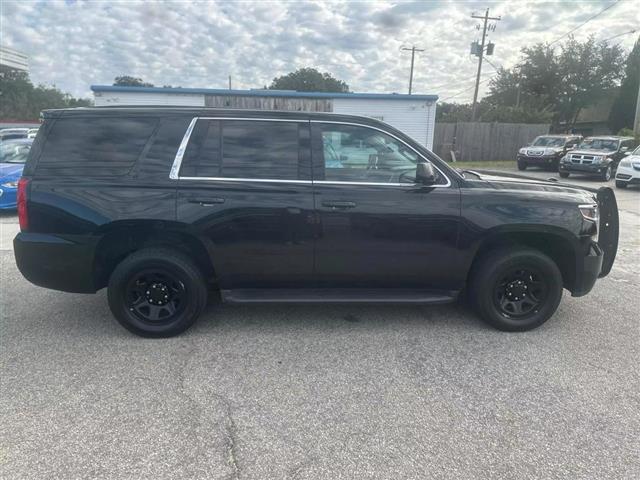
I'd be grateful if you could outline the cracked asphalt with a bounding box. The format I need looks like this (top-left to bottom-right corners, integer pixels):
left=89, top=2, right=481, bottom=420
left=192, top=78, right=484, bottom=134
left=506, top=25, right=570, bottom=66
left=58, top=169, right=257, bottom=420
left=1, top=171, right=639, bottom=479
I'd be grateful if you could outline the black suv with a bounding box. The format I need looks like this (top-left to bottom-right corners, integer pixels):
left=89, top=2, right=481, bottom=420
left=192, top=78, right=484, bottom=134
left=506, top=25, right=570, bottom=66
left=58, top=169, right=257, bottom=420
left=559, top=136, right=637, bottom=181
left=14, top=108, right=619, bottom=337
left=516, top=135, right=582, bottom=171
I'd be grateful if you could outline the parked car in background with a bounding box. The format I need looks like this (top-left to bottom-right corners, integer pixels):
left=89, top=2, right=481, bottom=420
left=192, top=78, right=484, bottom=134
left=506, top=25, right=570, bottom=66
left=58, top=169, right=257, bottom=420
left=13, top=108, right=619, bottom=338
left=559, top=136, right=637, bottom=181
left=615, top=144, right=640, bottom=189
left=0, top=138, right=32, bottom=209
left=516, top=135, right=582, bottom=171
left=0, top=128, right=29, bottom=143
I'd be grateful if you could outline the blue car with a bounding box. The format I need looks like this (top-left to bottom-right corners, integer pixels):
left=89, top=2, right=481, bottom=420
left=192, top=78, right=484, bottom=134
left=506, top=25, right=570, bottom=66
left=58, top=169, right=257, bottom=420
left=0, top=138, right=33, bottom=209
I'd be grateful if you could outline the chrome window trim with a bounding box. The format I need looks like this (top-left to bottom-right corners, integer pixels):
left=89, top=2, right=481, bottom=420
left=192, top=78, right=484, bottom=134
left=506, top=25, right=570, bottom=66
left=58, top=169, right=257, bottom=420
left=178, top=176, right=312, bottom=184
left=170, top=117, right=453, bottom=188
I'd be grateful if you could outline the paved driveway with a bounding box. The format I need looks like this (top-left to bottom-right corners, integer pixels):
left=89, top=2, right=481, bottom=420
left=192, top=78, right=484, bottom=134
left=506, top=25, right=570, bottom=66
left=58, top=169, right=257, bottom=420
left=1, top=172, right=639, bottom=479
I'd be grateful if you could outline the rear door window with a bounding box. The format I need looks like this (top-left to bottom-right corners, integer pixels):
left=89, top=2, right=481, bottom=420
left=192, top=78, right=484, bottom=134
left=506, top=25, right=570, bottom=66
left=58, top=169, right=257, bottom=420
left=36, top=116, right=157, bottom=176
left=180, top=119, right=309, bottom=180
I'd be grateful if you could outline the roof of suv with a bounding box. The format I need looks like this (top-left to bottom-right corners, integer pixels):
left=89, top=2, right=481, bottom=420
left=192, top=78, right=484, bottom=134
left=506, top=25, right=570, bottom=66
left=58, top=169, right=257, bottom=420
left=41, top=106, right=400, bottom=130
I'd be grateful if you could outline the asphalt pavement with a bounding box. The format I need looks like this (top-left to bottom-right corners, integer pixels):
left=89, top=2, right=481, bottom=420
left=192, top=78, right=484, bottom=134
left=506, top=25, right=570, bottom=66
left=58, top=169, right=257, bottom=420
left=1, top=171, right=639, bottom=479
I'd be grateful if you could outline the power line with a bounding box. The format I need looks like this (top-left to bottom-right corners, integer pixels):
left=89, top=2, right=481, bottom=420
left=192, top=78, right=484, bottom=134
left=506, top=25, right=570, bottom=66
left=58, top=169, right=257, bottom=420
left=601, top=29, right=637, bottom=43
left=440, top=76, right=494, bottom=102
left=548, top=0, right=620, bottom=46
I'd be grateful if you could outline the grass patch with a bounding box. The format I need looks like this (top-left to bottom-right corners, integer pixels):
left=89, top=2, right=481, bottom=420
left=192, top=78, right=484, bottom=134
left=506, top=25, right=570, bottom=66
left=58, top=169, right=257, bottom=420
left=444, top=160, right=515, bottom=170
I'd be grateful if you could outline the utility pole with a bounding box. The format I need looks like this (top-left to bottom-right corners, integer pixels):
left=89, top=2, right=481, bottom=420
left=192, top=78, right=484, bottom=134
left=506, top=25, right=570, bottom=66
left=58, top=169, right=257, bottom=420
left=228, top=75, right=232, bottom=90
left=470, top=8, right=501, bottom=121
left=401, top=46, right=424, bottom=94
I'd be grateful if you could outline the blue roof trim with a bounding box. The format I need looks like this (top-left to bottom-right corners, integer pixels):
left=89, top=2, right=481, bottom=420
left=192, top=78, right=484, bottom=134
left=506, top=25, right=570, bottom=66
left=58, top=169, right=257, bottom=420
left=90, top=85, right=438, bottom=101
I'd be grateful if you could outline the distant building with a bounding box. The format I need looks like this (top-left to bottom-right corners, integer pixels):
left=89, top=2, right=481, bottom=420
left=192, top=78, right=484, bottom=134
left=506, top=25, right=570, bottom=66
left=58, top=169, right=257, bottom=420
left=0, top=46, right=29, bottom=76
left=91, top=85, right=439, bottom=149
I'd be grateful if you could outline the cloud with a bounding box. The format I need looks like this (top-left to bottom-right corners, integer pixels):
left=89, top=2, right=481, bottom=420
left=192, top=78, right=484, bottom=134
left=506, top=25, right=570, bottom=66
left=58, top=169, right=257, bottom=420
left=1, top=0, right=637, bottom=103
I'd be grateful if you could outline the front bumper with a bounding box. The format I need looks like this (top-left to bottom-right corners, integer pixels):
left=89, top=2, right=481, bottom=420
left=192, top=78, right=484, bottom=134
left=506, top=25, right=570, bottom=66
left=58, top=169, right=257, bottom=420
left=559, top=162, right=609, bottom=175
left=0, top=187, right=17, bottom=209
left=571, top=187, right=618, bottom=296
left=615, top=165, right=640, bottom=184
left=14, top=232, right=97, bottom=293
left=517, top=154, right=560, bottom=166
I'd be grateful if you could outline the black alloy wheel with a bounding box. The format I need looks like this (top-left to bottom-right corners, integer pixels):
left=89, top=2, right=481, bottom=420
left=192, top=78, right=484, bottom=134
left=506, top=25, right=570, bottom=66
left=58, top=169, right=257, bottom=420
left=469, top=247, right=563, bottom=331
left=493, top=267, right=547, bottom=319
left=125, top=269, right=187, bottom=324
left=108, top=248, right=208, bottom=337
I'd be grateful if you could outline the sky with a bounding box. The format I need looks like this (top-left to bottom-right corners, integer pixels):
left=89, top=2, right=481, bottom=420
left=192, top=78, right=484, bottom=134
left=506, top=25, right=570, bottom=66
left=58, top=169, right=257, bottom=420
left=1, top=0, right=638, bottom=103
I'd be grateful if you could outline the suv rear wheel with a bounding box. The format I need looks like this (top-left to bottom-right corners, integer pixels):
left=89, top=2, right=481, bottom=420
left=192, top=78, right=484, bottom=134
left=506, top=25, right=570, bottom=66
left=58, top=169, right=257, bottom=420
left=469, top=248, right=563, bottom=331
left=107, top=248, right=208, bottom=337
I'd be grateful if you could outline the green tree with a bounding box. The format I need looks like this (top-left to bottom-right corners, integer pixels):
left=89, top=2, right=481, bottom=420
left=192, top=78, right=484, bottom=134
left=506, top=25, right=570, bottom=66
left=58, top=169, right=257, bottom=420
left=269, top=68, right=349, bottom=93
left=486, top=36, right=625, bottom=127
left=113, top=76, right=154, bottom=87
left=609, top=37, right=640, bottom=132
left=0, top=72, right=92, bottom=120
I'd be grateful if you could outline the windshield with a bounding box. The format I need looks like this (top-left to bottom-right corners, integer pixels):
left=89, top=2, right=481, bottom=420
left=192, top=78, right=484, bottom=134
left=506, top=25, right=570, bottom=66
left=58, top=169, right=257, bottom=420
left=577, top=138, right=619, bottom=151
left=0, top=141, right=32, bottom=164
left=532, top=136, right=565, bottom=147
left=633, top=145, right=640, bottom=155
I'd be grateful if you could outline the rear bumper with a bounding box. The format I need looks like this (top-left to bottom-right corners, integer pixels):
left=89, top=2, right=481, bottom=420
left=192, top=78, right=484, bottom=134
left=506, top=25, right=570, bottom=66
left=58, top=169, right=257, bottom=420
left=14, top=232, right=97, bottom=293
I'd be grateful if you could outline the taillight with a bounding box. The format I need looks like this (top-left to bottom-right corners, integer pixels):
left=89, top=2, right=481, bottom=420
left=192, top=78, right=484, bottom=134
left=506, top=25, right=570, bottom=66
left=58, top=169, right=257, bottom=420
left=17, top=177, right=29, bottom=231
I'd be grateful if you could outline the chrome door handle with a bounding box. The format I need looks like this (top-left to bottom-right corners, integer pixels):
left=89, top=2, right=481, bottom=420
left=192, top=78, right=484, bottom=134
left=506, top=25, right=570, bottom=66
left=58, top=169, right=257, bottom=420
left=188, top=198, right=225, bottom=206
left=322, top=201, right=357, bottom=210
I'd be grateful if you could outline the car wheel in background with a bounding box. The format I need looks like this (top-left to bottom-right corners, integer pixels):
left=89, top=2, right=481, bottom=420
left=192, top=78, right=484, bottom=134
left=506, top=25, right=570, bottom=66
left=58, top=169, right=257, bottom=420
left=107, top=248, right=208, bottom=338
left=615, top=180, right=627, bottom=188
left=601, top=165, right=612, bottom=181
left=517, top=161, right=527, bottom=171
left=468, top=247, right=563, bottom=332
left=559, top=171, right=570, bottom=178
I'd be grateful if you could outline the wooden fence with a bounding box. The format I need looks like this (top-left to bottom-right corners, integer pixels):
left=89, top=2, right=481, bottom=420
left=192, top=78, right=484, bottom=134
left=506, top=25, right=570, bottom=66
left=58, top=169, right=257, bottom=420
left=433, top=122, right=550, bottom=162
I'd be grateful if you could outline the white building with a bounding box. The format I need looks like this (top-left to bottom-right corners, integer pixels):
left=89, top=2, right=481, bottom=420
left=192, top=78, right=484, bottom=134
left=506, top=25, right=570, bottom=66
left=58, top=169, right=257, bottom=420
left=91, top=85, right=438, bottom=149
left=0, top=46, right=29, bottom=75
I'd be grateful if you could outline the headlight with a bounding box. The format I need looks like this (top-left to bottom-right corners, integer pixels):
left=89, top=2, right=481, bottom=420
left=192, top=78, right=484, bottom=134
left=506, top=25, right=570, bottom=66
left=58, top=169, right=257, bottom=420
left=561, top=155, right=569, bottom=163
left=579, top=204, right=599, bottom=240
left=1, top=180, right=18, bottom=188
left=619, top=159, right=631, bottom=168
left=518, top=148, right=527, bottom=154
left=591, top=156, right=603, bottom=164
left=543, top=148, right=559, bottom=155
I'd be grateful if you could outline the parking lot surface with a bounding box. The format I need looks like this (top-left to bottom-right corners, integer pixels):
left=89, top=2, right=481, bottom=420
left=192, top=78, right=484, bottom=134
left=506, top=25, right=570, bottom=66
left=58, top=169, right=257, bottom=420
left=1, top=172, right=639, bottom=479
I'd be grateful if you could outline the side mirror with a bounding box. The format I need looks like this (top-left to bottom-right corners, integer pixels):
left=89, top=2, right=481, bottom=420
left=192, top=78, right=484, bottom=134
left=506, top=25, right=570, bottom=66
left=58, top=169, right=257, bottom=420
left=416, top=162, right=437, bottom=185
left=624, top=151, right=632, bottom=156
left=620, top=146, right=628, bottom=152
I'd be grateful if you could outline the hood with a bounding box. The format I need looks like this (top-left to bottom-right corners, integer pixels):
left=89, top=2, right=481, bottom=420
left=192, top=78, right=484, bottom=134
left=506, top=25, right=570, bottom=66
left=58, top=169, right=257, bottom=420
left=567, top=149, right=615, bottom=157
left=464, top=169, right=598, bottom=200
left=0, top=162, right=25, bottom=180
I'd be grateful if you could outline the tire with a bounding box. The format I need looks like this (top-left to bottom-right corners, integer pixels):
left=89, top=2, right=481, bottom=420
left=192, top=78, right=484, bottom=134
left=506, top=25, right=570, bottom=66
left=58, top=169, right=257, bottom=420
left=107, top=248, right=208, bottom=337
left=615, top=180, right=627, bottom=188
left=468, top=248, right=563, bottom=332
left=517, top=161, right=527, bottom=171
left=601, top=165, right=612, bottom=181
left=559, top=171, right=570, bottom=178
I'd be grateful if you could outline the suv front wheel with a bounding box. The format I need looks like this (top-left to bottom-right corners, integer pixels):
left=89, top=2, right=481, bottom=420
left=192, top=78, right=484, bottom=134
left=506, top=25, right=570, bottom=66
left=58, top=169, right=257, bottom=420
left=107, top=248, right=208, bottom=337
left=469, top=248, right=563, bottom=331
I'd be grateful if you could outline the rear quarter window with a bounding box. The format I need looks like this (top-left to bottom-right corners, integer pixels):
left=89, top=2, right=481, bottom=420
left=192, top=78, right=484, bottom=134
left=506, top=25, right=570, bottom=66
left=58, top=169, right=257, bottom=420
left=35, top=116, right=157, bottom=176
